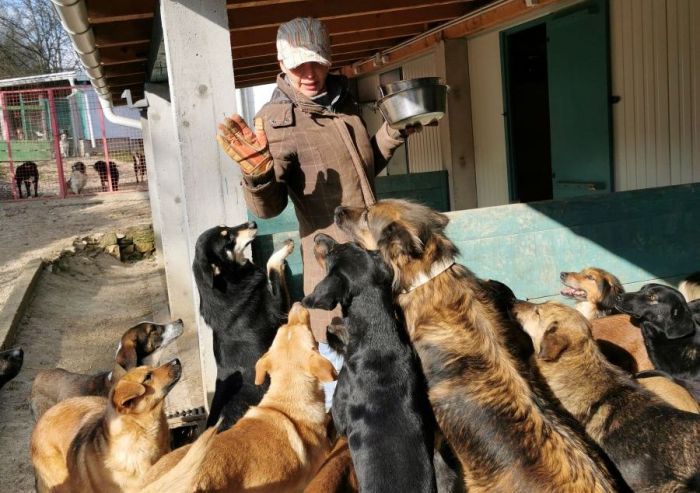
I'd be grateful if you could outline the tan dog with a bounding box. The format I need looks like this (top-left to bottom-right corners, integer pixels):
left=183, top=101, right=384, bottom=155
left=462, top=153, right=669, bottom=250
left=634, top=372, right=700, bottom=414
left=679, top=272, right=700, bottom=302
left=304, top=437, right=358, bottom=493
left=514, top=301, right=700, bottom=493
left=31, top=359, right=183, bottom=493
left=591, top=314, right=653, bottom=373
left=335, top=199, right=625, bottom=493
left=143, top=303, right=337, bottom=492
left=560, top=267, right=624, bottom=319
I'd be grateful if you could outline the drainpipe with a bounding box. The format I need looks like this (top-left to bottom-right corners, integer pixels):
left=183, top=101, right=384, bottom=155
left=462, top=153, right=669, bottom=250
left=50, top=0, right=142, bottom=130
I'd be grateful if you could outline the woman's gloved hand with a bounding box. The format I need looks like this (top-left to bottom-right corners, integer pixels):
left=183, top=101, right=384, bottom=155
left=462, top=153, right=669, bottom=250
left=216, top=114, right=273, bottom=176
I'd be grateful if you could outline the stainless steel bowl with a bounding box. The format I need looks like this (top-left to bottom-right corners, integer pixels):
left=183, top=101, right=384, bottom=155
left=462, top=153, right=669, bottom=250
left=378, top=77, right=443, bottom=98
left=376, top=82, right=447, bottom=129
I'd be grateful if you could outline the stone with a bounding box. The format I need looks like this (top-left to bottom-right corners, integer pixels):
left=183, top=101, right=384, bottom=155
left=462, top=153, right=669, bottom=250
left=99, top=232, right=118, bottom=248
left=105, top=244, right=121, bottom=259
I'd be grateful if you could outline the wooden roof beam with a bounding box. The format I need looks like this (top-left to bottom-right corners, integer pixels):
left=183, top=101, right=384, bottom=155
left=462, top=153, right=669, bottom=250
left=233, top=39, right=394, bottom=64
left=103, top=63, right=147, bottom=78
left=234, top=52, right=375, bottom=76
left=93, top=20, right=152, bottom=48
left=99, top=43, right=150, bottom=66
left=86, top=0, right=156, bottom=24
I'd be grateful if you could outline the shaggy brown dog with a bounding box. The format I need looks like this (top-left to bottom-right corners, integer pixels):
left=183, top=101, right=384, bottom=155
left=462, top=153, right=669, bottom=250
left=514, top=301, right=700, bottom=493
left=560, top=267, right=624, bottom=319
left=590, top=314, right=653, bottom=373
left=335, top=199, right=626, bottom=493
left=142, top=303, right=337, bottom=492
left=31, top=359, right=194, bottom=493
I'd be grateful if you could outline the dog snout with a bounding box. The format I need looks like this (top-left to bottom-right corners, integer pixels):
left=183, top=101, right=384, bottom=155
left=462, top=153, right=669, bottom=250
left=334, top=206, right=346, bottom=223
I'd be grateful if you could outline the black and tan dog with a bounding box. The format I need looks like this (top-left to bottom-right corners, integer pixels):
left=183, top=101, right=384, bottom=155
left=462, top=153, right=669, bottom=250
left=560, top=267, right=624, bottom=319
left=303, top=234, right=437, bottom=493
left=15, top=161, right=39, bottom=198
left=335, top=199, right=627, bottom=493
left=192, top=222, right=293, bottom=430
left=30, top=319, right=183, bottom=419
left=0, top=347, right=23, bottom=390
left=514, top=301, right=700, bottom=493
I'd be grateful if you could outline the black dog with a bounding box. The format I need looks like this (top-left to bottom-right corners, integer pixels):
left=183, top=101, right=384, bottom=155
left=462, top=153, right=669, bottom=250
left=0, top=347, right=23, bottom=390
left=93, top=160, right=119, bottom=191
left=192, top=222, right=293, bottom=431
left=133, top=152, right=146, bottom=183
left=616, top=284, right=700, bottom=382
left=15, top=161, right=38, bottom=198
left=303, top=234, right=437, bottom=493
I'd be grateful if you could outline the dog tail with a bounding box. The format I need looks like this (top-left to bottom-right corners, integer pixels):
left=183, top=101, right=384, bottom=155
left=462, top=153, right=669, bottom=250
left=140, top=421, right=218, bottom=493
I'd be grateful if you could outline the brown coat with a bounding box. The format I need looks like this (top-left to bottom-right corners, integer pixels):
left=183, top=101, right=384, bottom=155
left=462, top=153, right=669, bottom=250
left=243, top=74, right=404, bottom=340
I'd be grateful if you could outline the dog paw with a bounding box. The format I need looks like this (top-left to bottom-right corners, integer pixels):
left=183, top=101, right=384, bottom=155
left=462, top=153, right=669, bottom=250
left=267, top=240, right=295, bottom=271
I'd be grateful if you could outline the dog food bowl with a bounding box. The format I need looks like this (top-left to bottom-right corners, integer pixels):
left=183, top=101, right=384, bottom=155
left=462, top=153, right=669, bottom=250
left=376, top=78, right=448, bottom=130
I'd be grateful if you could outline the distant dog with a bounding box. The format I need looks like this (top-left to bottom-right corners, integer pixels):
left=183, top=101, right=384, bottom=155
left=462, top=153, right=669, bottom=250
left=192, top=222, right=293, bottom=430
left=142, top=304, right=336, bottom=492
left=133, top=152, right=146, bottom=183
left=30, top=319, right=183, bottom=420
left=560, top=267, right=624, bottom=319
left=303, top=234, right=437, bottom=493
left=31, top=359, right=187, bottom=492
left=66, top=161, right=87, bottom=195
left=93, top=160, right=119, bottom=191
left=0, top=347, right=23, bottom=390
left=616, top=284, right=700, bottom=381
left=514, top=301, right=700, bottom=493
left=335, top=199, right=626, bottom=493
left=679, top=271, right=700, bottom=302
left=15, top=161, right=38, bottom=198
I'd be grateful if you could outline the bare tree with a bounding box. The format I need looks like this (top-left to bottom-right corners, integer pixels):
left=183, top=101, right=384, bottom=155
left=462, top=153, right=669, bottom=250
left=0, top=0, right=78, bottom=78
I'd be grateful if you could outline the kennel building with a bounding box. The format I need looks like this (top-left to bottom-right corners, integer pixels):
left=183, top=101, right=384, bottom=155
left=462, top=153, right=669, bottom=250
left=52, top=0, right=700, bottom=426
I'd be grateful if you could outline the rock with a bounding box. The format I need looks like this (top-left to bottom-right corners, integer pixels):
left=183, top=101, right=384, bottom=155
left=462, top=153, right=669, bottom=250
left=126, top=225, right=155, bottom=254
left=105, top=244, right=120, bottom=259
left=99, top=232, right=118, bottom=248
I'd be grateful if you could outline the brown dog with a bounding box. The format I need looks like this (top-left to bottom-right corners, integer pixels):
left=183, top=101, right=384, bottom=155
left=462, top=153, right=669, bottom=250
left=335, top=199, right=626, bottom=493
left=634, top=371, right=700, bottom=414
left=590, top=314, right=653, bottom=373
left=31, top=359, right=185, bottom=492
left=142, top=303, right=337, bottom=492
left=514, top=301, right=700, bottom=493
left=560, top=267, right=624, bottom=319
left=304, top=437, right=359, bottom=493
left=31, top=319, right=184, bottom=420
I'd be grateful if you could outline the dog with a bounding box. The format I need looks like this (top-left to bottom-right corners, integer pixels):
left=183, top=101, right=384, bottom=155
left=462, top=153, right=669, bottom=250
left=634, top=370, right=700, bottom=414
left=679, top=271, right=700, bottom=302
left=560, top=267, right=624, bottom=319
left=590, top=314, right=653, bottom=373
left=514, top=301, right=700, bottom=493
left=616, top=284, right=700, bottom=381
left=335, top=199, right=627, bottom=493
left=0, top=347, right=23, bottom=390
left=133, top=152, right=146, bottom=183
left=192, top=222, right=293, bottom=430
left=142, top=303, right=337, bottom=492
left=31, top=359, right=189, bottom=492
left=30, top=319, right=183, bottom=420
left=93, top=160, right=119, bottom=191
left=66, top=161, right=87, bottom=195
left=304, top=436, right=358, bottom=493
left=15, top=161, right=38, bottom=198
left=302, top=234, right=437, bottom=493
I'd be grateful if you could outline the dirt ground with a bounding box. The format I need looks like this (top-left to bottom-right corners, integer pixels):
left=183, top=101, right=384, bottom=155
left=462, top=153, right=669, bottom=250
left=0, top=192, right=167, bottom=491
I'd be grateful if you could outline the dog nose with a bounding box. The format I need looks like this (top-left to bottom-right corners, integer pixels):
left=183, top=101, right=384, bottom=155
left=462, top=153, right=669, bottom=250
left=247, top=221, right=257, bottom=230
left=615, top=294, right=624, bottom=303
left=169, top=358, right=181, bottom=368
left=7, top=348, right=23, bottom=361
left=334, top=206, right=345, bottom=220
left=560, top=272, right=567, bottom=281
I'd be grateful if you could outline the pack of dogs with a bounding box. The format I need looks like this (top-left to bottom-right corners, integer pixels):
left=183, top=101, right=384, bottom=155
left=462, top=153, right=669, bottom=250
left=10, top=198, right=699, bottom=492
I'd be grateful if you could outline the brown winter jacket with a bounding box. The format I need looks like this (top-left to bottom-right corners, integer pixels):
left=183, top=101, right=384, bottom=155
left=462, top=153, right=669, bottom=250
left=242, top=73, right=405, bottom=340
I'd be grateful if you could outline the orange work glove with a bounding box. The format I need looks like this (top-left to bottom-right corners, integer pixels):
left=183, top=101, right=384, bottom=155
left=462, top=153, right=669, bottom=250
left=216, top=114, right=273, bottom=176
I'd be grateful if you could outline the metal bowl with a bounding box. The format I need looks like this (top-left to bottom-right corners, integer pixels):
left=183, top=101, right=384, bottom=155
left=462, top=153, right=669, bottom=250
left=378, top=77, right=443, bottom=98
left=376, top=83, right=447, bottom=130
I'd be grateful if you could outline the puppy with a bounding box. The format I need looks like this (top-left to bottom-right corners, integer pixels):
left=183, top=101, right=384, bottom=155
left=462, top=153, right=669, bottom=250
left=142, top=304, right=337, bottom=492
left=93, top=160, right=119, bottom=191
left=634, top=370, right=700, bottom=414
left=335, top=199, right=626, bottom=493
left=0, top=347, right=23, bottom=390
left=31, top=359, right=182, bottom=492
left=679, top=271, right=700, bottom=302
left=303, top=234, right=437, bottom=493
left=616, top=284, right=700, bottom=381
left=192, top=222, right=293, bottom=430
left=66, top=161, right=87, bottom=195
left=133, top=152, right=146, bottom=183
left=15, top=161, right=38, bottom=198
left=31, top=319, right=183, bottom=420
left=514, top=301, right=700, bottom=493
left=560, top=267, right=624, bottom=319
left=590, top=314, right=653, bottom=373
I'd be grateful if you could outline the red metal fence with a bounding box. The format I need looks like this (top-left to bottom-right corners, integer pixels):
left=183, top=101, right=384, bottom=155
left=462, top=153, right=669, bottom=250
left=0, top=86, right=147, bottom=201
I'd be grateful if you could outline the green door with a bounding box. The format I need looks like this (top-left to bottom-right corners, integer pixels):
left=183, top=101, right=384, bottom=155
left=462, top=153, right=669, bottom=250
left=547, top=0, right=612, bottom=199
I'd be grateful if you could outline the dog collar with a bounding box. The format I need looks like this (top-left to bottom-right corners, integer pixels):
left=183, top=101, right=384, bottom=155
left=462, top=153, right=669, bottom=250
left=401, top=259, right=455, bottom=294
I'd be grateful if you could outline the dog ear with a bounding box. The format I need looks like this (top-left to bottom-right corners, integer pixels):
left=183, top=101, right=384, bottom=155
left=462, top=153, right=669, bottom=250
left=302, top=275, right=344, bottom=310
left=538, top=324, right=569, bottom=361
left=115, top=340, right=137, bottom=370
left=664, top=302, right=695, bottom=339
left=112, top=379, right=146, bottom=412
left=313, top=233, right=336, bottom=271
left=192, top=250, right=217, bottom=290
left=254, top=353, right=271, bottom=385
left=308, top=351, right=337, bottom=383
left=599, top=275, right=623, bottom=312
left=378, top=221, right=423, bottom=259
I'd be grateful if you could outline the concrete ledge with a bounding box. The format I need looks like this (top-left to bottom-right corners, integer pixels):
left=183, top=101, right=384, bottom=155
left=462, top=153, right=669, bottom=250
left=0, top=259, right=44, bottom=350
